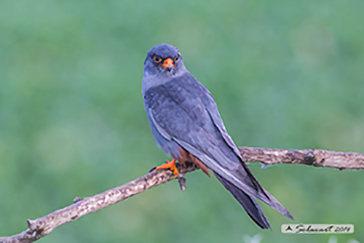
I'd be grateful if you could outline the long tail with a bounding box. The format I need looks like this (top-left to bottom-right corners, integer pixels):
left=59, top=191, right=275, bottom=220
left=209, top=162, right=294, bottom=223
left=215, top=173, right=271, bottom=229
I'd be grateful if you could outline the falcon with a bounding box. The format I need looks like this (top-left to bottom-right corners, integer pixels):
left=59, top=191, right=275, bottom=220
left=142, top=44, right=293, bottom=228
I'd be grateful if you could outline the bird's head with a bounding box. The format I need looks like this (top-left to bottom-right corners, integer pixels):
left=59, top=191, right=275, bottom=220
left=143, top=44, right=186, bottom=77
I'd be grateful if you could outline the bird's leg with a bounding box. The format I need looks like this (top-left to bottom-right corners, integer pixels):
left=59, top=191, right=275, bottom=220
left=156, top=158, right=179, bottom=175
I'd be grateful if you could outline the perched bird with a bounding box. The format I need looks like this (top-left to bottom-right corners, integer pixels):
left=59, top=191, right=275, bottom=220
left=142, top=44, right=293, bottom=229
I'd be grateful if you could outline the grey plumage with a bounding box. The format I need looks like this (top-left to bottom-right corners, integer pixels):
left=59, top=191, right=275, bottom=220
left=142, top=44, right=293, bottom=228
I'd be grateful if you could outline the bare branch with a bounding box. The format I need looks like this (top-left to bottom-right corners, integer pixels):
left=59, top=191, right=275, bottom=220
left=1, top=147, right=363, bottom=242
left=0, top=162, right=198, bottom=243
left=239, top=147, right=364, bottom=170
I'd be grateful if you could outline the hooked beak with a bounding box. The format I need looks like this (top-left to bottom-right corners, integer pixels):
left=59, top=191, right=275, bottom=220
left=161, top=58, right=175, bottom=71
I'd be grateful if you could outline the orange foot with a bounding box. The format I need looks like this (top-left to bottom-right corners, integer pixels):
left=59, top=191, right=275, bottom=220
left=156, top=159, right=179, bottom=175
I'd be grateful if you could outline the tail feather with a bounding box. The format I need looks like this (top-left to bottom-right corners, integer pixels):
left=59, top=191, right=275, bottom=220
left=215, top=173, right=271, bottom=229
left=260, top=187, right=294, bottom=220
left=216, top=163, right=294, bottom=221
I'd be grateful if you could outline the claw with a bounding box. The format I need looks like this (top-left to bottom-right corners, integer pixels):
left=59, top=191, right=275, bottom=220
left=156, top=159, right=179, bottom=175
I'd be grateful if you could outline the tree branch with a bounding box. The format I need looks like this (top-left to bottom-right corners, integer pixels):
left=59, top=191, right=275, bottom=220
left=239, top=147, right=364, bottom=170
left=1, top=147, right=363, bottom=243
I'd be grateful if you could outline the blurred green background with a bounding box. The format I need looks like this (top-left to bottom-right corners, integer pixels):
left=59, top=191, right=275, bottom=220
left=1, top=0, right=363, bottom=242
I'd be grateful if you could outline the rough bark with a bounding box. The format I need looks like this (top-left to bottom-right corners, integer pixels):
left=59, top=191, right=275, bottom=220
left=1, top=147, right=363, bottom=243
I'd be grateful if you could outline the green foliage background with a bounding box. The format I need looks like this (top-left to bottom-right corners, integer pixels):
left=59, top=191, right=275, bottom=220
left=1, top=1, right=363, bottom=242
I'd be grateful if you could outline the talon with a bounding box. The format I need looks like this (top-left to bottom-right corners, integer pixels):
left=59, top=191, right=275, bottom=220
left=156, top=159, right=179, bottom=175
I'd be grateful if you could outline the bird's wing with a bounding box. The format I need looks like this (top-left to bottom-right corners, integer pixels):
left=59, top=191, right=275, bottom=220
left=145, top=73, right=242, bottom=172
left=198, top=85, right=244, bottom=162
left=145, top=74, right=292, bottom=218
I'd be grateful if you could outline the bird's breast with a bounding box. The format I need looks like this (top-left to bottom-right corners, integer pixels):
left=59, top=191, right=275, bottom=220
left=144, top=83, right=208, bottom=129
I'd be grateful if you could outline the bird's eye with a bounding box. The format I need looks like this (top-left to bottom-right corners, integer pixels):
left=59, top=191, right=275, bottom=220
left=174, top=54, right=180, bottom=63
left=153, top=55, right=162, bottom=63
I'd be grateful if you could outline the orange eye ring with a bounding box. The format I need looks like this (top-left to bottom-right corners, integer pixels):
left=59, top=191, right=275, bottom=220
left=153, top=55, right=162, bottom=63
left=174, top=54, right=180, bottom=63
